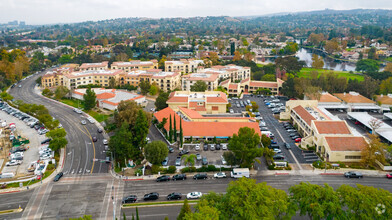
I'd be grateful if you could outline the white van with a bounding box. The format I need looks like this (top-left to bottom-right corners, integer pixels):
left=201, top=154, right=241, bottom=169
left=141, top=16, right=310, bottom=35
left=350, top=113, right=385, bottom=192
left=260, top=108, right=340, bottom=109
left=0, top=172, right=15, bottom=179
left=231, top=168, right=250, bottom=178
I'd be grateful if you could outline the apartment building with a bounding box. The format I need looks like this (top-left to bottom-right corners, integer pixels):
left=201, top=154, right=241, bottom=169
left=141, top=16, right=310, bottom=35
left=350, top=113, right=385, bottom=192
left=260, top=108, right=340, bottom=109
left=165, top=59, right=204, bottom=74
left=41, top=66, right=77, bottom=88
left=181, top=72, right=220, bottom=91
left=197, top=64, right=251, bottom=81
left=220, top=78, right=284, bottom=96
left=167, top=91, right=228, bottom=114
left=118, top=69, right=181, bottom=92
left=111, top=60, right=158, bottom=72
left=334, top=91, right=380, bottom=112
left=63, top=69, right=122, bottom=90
left=79, top=61, right=109, bottom=71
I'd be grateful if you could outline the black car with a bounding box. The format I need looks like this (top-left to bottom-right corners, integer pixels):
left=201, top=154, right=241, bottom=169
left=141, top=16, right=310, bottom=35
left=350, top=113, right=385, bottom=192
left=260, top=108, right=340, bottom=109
left=193, top=173, right=208, bottom=180
left=97, top=128, right=103, bottom=133
left=53, top=172, right=63, bottom=182
left=172, top=174, right=187, bottom=181
left=203, top=145, right=208, bottom=151
left=167, top=192, right=182, bottom=200
left=41, top=138, right=51, bottom=144
left=344, top=171, right=363, bottom=178
left=268, top=144, right=280, bottom=149
left=179, top=149, right=189, bottom=156
left=273, top=154, right=285, bottom=161
left=202, top=157, right=208, bottom=165
left=122, top=195, right=137, bottom=204
left=92, top=136, right=97, bottom=142
left=156, top=175, right=171, bottom=182
left=10, top=147, right=26, bottom=153
left=215, top=144, right=221, bottom=150
left=168, top=147, right=174, bottom=153
left=143, top=192, right=159, bottom=201
left=284, top=143, right=291, bottom=149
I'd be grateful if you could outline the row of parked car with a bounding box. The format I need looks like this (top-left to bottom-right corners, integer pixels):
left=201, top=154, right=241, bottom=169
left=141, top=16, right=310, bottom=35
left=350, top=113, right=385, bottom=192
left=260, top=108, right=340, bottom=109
left=282, top=122, right=302, bottom=143
left=122, top=191, right=203, bottom=204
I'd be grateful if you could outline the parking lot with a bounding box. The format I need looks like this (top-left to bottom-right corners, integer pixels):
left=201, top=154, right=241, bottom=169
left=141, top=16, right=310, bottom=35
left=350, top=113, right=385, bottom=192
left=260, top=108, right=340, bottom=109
left=229, top=94, right=319, bottom=168
left=0, top=103, right=50, bottom=177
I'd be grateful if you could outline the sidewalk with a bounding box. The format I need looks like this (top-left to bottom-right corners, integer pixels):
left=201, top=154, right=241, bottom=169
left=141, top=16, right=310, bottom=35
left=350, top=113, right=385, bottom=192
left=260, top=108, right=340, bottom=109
left=258, top=167, right=389, bottom=177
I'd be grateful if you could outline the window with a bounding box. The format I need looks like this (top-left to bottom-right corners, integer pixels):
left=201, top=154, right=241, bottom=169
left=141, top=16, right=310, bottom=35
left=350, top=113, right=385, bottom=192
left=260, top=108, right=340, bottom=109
left=345, top=156, right=361, bottom=160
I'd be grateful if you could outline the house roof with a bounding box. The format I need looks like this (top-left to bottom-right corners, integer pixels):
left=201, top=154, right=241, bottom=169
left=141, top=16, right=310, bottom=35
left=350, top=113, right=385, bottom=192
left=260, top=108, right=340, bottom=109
left=376, top=95, right=392, bottom=105
left=313, top=121, right=351, bottom=134
left=249, top=81, right=278, bottom=88
left=96, top=92, right=116, bottom=100
left=325, top=136, right=367, bottom=151
left=167, top=96, right=188, bottom=103
left=319, top=93, right=342, bottom=103
left=206, top=92, right=228, bottom=103
left=154, top=107, right=261, bottom=137
left=179, top=106, right=203, bottom=119
left=229, top=83, right=238, bottom=90
left=334, top=92, right=375, bottom=104
left=292, top=106, right=316, bottom=126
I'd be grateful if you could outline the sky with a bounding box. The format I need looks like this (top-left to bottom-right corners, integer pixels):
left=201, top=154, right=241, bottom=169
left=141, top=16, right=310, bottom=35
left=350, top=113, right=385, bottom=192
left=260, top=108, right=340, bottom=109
left=0, top=0, right=392, bottom=25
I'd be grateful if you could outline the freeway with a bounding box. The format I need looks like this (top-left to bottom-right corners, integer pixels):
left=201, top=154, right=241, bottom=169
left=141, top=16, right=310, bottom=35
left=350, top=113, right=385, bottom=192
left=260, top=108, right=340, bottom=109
left=8, top=72, right=109, bottom=175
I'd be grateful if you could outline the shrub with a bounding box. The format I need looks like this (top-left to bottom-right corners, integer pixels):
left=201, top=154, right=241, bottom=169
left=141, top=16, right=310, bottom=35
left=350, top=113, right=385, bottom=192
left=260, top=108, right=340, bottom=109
left=47, top=164, right=55, bottom=170
left=268, top=164, right=275, bottom=170
left=181, top=166, right=197, bottom=173
left=167, top=166, right=176, bottom=174
left=151, top=165, right=161, bottom=174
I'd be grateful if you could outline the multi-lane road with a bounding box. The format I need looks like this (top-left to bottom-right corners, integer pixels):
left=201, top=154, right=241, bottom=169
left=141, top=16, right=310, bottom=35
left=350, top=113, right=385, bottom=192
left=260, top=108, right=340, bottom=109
left=9, top=71, right=109, bottom=175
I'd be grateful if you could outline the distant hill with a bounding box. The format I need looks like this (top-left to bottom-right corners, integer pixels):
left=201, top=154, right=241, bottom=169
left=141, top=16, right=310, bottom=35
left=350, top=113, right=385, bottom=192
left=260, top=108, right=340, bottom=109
left=241, top=8, right=392, bottom=19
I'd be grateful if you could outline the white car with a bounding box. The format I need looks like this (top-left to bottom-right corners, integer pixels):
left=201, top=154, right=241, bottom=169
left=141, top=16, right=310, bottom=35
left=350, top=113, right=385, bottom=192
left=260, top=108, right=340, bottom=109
left=214, top=172, right=227, bottom=178
left=221, top=144, right=228, bottom=150
left=229, top=109, right=234, bottom=114
left=39, top=149, right=52, bottom=155
left=40, top=154, right=52, bottom=160
left=6, top=160, right=22, bottom=166
left=103, top=139, right=108, bottom=145
left=87, top=117, right=94, bottom=124
left=187, top=192, right=202, bottom=199
left=81, top=120, right=87, bottom=125
left=195, top=144, right=200, bottom=151
left=221, top=156, right=227, bottom=165
left=273, top=148, right=282, bottom=154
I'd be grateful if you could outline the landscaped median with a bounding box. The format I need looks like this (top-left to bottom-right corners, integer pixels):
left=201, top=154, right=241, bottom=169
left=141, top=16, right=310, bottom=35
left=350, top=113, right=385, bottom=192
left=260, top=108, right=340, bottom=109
left=0, top=207, right=23, bottom=215
left=122, top=200, right=199, bottom=208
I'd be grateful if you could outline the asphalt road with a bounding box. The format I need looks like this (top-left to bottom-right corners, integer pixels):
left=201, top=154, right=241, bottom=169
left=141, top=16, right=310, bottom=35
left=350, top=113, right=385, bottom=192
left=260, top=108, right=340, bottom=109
left=121, top=174, right=392, bottom=220
left=8, top=72, right=109, bottom=175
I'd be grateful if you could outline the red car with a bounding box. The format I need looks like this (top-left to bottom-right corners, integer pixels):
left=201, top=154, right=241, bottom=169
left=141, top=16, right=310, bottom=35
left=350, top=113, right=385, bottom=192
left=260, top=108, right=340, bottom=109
left=355, top=121, right=361, bottom=125
left=387, top=173, right=392, bottom=179
left=295, top=138, right=302, bottom=143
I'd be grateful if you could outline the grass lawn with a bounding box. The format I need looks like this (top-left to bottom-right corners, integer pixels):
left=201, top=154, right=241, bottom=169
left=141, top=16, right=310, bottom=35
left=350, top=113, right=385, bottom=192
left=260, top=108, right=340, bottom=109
left=298, top=68, right=364, bottom=81
left=256, top=64, right=264, bottom=67
left=60, top=98, right=83, bottom=108
left=60, top=98, right=111, bottom=122
left=87, top=110, right=111, bottom=122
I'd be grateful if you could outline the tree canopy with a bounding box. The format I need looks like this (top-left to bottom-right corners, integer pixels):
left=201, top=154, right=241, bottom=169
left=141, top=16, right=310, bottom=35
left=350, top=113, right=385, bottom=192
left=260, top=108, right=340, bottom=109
left=144, top=141, right=168, bottom=165
left=83, top=87, right=96, bottom=110
left=190, top=80, right=208, bottom=92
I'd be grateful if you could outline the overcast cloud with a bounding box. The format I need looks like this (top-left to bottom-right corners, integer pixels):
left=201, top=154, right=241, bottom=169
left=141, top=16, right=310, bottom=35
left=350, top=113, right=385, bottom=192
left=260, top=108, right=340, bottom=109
left=0, top=0, right=391, bottom=25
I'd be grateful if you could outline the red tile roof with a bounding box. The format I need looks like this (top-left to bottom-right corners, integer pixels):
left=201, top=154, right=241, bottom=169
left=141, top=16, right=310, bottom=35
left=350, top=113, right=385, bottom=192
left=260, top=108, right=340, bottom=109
left=313, top=121, right=351, bottom=134
left=206, top=92, right=228, bottom=103
left=325, top=136, right=367, bottom=151
left=249, top=81, right=278, bottom=88
left=167, top=96, right=188, bottom=103
left=154, top=107, right=261, bottom=137
left=229, top=84, right=238, bottom=90
left=96, top=92, right=116, bottom=100
left=292, top=106, right=316, bottom=126
left=179, top=106, right=203, bottom=118
left=333, top=93, right=375, bottom=104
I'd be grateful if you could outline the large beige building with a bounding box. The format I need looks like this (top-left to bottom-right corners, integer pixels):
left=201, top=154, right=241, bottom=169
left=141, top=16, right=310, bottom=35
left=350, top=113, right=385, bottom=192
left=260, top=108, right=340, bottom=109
left=167, top=91, right=228, bottom=114
left=181, top=72, right=220, bottom=91
left=282, top=100, right=368, bottom=162
left=165, top=59, right=204, bottom=74
left=63, top=69, right=122, bottom=90
left=111, top=60, right=158, bottom=72
left=220, top=78, right=284, bottom=96
left=118, top=69, right=181, bottom=92
left=197, top=65, right=251, bottom=82
left=41, top=65, right=78, bottom=88
left=79, top=61, right=109, bottom=71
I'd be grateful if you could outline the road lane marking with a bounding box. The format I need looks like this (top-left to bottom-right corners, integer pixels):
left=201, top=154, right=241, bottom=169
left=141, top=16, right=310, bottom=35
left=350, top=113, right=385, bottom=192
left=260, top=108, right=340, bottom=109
left=82, top=126, right=96, bottom=173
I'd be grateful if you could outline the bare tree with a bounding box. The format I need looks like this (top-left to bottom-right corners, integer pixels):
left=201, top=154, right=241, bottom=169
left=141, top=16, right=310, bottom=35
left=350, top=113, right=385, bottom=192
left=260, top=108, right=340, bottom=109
left=368, top=118, right=383, bottom=135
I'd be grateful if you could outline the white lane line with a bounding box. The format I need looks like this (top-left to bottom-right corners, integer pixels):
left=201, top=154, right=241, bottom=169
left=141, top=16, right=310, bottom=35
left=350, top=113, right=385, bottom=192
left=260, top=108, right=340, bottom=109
left=83, top=140, right=90, bottom=175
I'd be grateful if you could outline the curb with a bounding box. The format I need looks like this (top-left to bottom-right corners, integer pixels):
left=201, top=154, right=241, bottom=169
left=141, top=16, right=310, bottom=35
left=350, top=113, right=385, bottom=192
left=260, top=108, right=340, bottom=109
left=122, top=202, right=198, bottom=209
left=320, top=173, right=342, bottom=175
left=123, top=178, right=144, bottom=181
left=275, top=172, right=290, bottom=175
left=0, top=190, right=20, bottom=194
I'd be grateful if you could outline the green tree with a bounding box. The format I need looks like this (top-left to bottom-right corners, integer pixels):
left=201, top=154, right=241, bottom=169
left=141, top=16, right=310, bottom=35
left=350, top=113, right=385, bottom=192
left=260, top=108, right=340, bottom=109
left=139, top=80, right=151, bottom=95
left=185, top=199, right=220, bottom=220
left=0, top=92, right=13, bottom=101
left=69, top=215, right=93, bottom=220
left=42, top=88, right=53, bottom=97
left=275, top=57, right=305, bottom=74
left=311, top=54, right=324, bottom=69
left=173, top=114, right=177, bottom=141
left=114, top=100, right=152, bottom=127
left=190, top=80, right=207, bottom=92
left=46, top=128, right=68, bottom=151
left=54, top=86, right=70, bottom=100
left=158, top=55, right=167, bottom=69
left=260, top=74, right=276, bottom=81
left=132, top=110, right=150, bottom=153
left=181, top=154, right=197, bottom=167
left=289, top=182, right=343, bottom=220
left=108, top=77, right=116, bottom=89
left=169, top=114, right=173, bottom=142
left=260, top=134, right=271, bottom=148
left=149, top=83, right=159, bottom=95
left=379, top=77, right=392, bottom=94
left=250, top=101, right=258, bottom=112
left=144, top=141, right=169, bottom=165
left=227, top=127, right=262, bottom=168
left=179, top=118, right=183, bottom=147
left=109, top=123, right=136, bottom=165
left=155, top=92, right=169, bottom=110
left=178, top=199, right=192, bottom=220
left=83, top=87, right=96, bottom=111
left=356, top=59, right=379, bottom=73
left=361, top=134, right=387, bottom=167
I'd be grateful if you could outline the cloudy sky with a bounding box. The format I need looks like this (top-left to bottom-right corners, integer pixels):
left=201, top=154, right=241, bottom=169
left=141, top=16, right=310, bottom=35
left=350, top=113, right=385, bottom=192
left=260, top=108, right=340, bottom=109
left=1, top=0, right=391, bottom=25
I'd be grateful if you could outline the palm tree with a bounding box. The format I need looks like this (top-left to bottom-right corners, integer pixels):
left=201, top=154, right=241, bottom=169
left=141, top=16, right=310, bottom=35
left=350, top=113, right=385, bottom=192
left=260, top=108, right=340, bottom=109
left=181, top=154, right=197, bottom=167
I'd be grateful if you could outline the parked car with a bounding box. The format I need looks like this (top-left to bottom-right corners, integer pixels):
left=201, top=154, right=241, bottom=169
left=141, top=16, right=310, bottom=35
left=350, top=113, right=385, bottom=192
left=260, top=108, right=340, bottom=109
left=187, top=192, right=202, bottom=199
left=168, top=147, right=174, bottom=153
left=103, top=139, right=108, bottom=145
left=273, top=154, right=285, bottom=161
left=203, top=145, right=208, bottom=151
left=6, top=160, right=22, bottom=166
left=202, top=157, right=208, bottom=165
left=143, top=192, right=159, bottom=201
left=222, top=143, right=228, bottom=150
left=162, top=157, right=169, bottom=166
left=295, top=138, right=302, bottom=143
left=273, top=148, right=282, bottom=154
left=196, top=153, right=202, bottom=161
left=156, top=175, right=171, bottom=182
left=53, top=172, right=63, bottom=182
left=214, top=172, right=227, bottom=178
left=195, top=144, right=200, bottom=151
left=97, top=128, right=103, bottom=133
left=386, top=173, right=392, bottom=179
left=209, top=144, right=215, bottom=151
left=172, top=174, right=187, bottom=181
left=175, top=157, right=181, bottom=166
left=230, top=109, right=234, bottom=114
left=344, top=171, right=363, bottom=178
left=167, top=192, right=182, bottom=200
left=193, top=173, right=208, bottom=180
left=221, top=155, right=227, bottom=165
left=215, top=144, right=221, bottom=150
left=87, top=117, right=94, bottom=124
left=179, top=149, right=189, bottom=156
left=122, top=195, right=137, bottom=204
